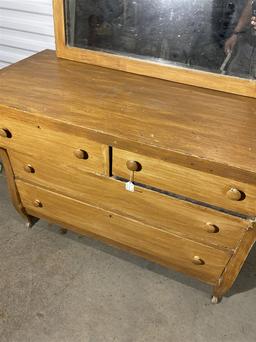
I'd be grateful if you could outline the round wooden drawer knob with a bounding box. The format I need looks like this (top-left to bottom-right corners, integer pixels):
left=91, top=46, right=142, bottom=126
left=74, top=149, right=88, bottom=160
left=126, top=160, right=141, bottom=172
left=206, top=223, right=219, bottom=234
left=24, top=164, right=35, bottom=173
left=226, top=188, right=242, bottom=201
left=33, top=200, right=42, bottom=208
left=0, top=128, right=11, bottom=138
left=192, top=256, right=205, bottom=265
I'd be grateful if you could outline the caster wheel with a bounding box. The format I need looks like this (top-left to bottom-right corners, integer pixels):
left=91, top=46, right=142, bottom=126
left=25, top=222, right=33, bottom=229
left=211, top=296, right=221, bottom=304
left=59, top=228, right=67, bottom=235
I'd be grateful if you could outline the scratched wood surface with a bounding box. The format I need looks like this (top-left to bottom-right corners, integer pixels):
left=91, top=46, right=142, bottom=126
left=9, top=149, right=249, bottom=250
left=0, top=50, right=256, bottom=180
left=16, top=179, right=232, bottom=285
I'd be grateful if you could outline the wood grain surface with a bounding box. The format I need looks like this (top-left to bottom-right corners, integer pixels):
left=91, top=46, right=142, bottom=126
left=0, top=116, right=106, bottom=175
left=16, top=179, right=232, bottom=285
left=0, top=51, right=256, bottom=182
left=213, top=225, right=256, bottom=298
left=113, top=148, right=256, bottom=216
left=9, top=150, right=249, bottom=250
left=1, top=50, right=255, bottom=299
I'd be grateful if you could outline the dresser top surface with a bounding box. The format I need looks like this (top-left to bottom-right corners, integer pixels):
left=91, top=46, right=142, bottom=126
left=0, top=50, right=256, bottom=174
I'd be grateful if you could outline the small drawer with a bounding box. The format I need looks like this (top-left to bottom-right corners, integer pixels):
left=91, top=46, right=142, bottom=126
left=10, top=150, right=249, bottom=250
left=0, top=117, right=106, bottom=175
left=16, top=180, right=232, bottom=285
left=112, top=148, right=256, bottom=217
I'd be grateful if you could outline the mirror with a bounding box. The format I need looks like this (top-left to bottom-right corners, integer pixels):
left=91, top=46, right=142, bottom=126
left=64, top=0, right=256, bottom=80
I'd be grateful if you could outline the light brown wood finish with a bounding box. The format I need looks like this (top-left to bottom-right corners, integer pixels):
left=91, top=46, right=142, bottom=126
left=0, top=148, right=34, bottom=226
left=213, top=225, right=256, bottom=300
left=16, top=179, right=232, bottom=285
left=102, top=145, right=111, bottom=177
left=52, top=0, right=256, bottom=98
left=0, top=51, right=255, bottom=301
left=0, top=51, right=256, bottom=183
left=113, top=148, right=256, bottom=216
left=0, top=116, right=106, bottom=176
left=9, top=150, right=248, bottom=250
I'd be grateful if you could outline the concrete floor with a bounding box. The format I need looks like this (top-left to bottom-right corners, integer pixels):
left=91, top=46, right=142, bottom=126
left=0, top=174, right=256, bottom=342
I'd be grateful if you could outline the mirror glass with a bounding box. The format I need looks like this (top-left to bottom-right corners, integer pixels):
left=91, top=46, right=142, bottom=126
left=65, top=0, right=256, bottom=79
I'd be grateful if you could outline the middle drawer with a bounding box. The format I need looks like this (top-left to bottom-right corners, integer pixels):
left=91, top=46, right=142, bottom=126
left=9, top=150, right=249, bottom=250
left=112, top=148, right=256, bottom=217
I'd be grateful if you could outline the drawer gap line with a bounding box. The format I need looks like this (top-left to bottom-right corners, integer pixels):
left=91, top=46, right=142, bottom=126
left=113, top=176, right=252, bottom=220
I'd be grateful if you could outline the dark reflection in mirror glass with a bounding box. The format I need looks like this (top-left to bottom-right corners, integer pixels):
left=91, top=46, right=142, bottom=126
left=65, top=0, right=256, bottom=79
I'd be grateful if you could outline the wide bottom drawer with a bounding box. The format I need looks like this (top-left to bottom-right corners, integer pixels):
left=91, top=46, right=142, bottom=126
left=16, top=180, right=232, bottom=285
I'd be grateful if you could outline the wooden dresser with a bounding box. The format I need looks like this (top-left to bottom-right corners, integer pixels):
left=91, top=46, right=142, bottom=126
left=0, top=50, right=256, bottom=303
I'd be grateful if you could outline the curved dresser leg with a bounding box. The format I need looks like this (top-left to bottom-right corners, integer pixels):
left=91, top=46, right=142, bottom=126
left=0, top=148, right=38, bottom=228
left=25, top=221, right=33, bottom=229
left=212, top=224, right=256, bottom=304
left=25, top=217, right=39, bottom=229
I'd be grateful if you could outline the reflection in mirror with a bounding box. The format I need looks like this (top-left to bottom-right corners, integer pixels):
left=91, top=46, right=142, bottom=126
left=65, top=0, right=256, bottom=79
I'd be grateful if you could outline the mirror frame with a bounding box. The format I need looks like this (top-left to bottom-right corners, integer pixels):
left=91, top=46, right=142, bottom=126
left=53, top=0, right=256, bottom=98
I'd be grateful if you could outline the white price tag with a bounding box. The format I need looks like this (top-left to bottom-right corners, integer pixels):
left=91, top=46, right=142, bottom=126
left=125, top=181, right=135, bottom=192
